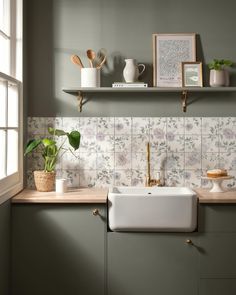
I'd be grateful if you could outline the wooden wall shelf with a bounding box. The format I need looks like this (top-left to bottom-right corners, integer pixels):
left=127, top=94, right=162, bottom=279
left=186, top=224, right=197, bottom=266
left=62, top=87, right=236, bottom=112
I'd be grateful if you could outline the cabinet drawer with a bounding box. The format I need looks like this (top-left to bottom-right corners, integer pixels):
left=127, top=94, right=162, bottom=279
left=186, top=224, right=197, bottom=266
left=198, top=204, right=236, bottom=232
left=199, top=279, right=236, bottom=295
left=199, top=234, right=236, bottom=278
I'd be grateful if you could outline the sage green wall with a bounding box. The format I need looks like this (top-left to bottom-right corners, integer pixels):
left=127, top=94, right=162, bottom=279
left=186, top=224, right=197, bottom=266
left=26, top=0, right=236, bottom=117
left=0, top=201, right=11, bottom=295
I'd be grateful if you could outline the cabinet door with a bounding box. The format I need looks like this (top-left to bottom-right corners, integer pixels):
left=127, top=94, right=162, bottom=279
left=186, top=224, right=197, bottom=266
left=11, top=204, right=106, bottom=295
left=199, top=233, right=236, bottom=278
left=108, top=233, right=198, bottom=295
left=199, top=279, right=236, bottom=295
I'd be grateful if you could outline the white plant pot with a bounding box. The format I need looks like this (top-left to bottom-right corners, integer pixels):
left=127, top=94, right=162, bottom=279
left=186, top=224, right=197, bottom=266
left=209, top=69, right=229, bottom=87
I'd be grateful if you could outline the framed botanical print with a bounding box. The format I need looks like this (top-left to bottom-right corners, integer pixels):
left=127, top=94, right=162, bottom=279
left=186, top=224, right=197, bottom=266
left=182, top=62, right=203, bottom=87
left=153, top=33, right=196, bottom=87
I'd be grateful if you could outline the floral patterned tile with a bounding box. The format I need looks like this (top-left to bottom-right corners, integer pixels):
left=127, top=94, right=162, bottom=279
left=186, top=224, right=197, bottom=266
left=150, top=152, right=167, bottom=171
left=132, top=134, right=149, bottom=153
left=114, top=117, right=131, bottom=135
left=185, top=153, right=201, bottom=169
left=96, top=170, right=114, bottom=187
left=184, top=169, right=202, bottom=188
left=60, top=150, right=79, bottom=170
left=219, top=152, right=236, bottom=170
left=79, top=170, right=97, bottom=188
left=26, top=153, right=44, bottom=171
left=167, top=117, right=184, bottom=134
left=150, top=118, right=166, bottom=136
left=150, top=135, right=167, bottom=153
left=26, top=170, right=35, bottom=189
left=28, top=117, right=45, bottom=136
left=185, top=117, right=201, bottom=135
left=79, top=117, right=97, bottom=135
left=132, top=117, right=150, bottom=134
left=202, top=117, right=219, bottom=135
left=114, top=169, right=132, bottom=186
left=97, top=117, right=114, bottom=135
left=166, top=153, right=184, bottom=170
left=115, top=135, right=131, bottom=153
left=131, top=169, right=146, bottom=186
left=219, top=133, right=236, bottom=153
left=79, top=134, right=97, bottom=153
left=165, top=170, right=185, bottom=187
left=97, top=153, right=114, bottom=170
left=61, top=170, right=80, bottom=188
left=63, top=117, right=80, bottom=130
left=96, top=134, right=115, bottom=152
left=202, top=134, right=219, bottom=153
left=201, top=153, right=219, bottom=170
left=45, top=117, right=63, bottom=134
left=219, top=117, right=236, bottom=133
left=185, top=135, right=201, bottom=153
left=167, top=135, right=184, bottom=153
left=222, top=170, right=236, bottom=189
left=79, top=152, right=96, bottom=170
left=132, top=153, right=146, bottom=170
left=115, top=152, right=132, bottom=169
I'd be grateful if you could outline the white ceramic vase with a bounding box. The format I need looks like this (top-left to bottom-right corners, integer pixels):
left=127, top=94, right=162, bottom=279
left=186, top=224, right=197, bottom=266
left=209, top=69, right=229, bottom=87
left=123, top=59, right=145, bottom=83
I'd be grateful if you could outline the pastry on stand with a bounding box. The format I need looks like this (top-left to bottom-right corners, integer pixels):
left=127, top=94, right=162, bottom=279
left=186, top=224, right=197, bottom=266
left=202, top=169, right=234, bottom=193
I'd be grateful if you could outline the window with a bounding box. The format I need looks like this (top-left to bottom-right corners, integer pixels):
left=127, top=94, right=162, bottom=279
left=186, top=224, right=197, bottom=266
left=0, top=0, right=23, bottom=203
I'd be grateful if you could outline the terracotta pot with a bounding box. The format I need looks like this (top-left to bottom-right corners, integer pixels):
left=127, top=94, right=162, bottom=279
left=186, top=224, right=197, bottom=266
left=33, top=171, right=56, bottom=192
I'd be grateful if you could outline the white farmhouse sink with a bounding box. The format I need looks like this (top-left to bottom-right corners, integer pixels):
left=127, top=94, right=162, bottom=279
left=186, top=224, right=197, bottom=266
left=108, top=186, right=197, bottom=232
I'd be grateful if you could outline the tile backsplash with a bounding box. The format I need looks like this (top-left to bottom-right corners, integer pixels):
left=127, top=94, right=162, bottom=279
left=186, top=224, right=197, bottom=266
left=27, top=117, right=236, bottom=189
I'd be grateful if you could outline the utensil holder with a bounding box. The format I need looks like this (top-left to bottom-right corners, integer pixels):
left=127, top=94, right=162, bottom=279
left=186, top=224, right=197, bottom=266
left=81, top=68, right=100, bottom=87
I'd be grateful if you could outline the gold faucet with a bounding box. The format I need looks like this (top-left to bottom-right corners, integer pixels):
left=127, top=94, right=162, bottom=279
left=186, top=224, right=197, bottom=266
left=145, top=142, right=162, bottom=187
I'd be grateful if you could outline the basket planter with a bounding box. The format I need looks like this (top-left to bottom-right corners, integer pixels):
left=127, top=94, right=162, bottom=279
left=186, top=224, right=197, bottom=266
left=34, top=171, right=56, bottom=192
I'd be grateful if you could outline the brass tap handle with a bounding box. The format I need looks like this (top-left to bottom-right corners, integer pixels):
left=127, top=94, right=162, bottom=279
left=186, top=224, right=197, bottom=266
left=92, top=209, right=99, bottom=216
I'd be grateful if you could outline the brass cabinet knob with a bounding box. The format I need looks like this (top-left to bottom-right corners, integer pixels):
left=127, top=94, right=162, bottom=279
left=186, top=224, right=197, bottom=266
left=92, top=209, right=99, bottom=216
left=185, top=239, right=193, bottom=245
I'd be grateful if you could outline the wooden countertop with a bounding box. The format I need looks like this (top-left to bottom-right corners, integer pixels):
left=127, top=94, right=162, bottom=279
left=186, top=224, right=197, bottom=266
left=12, top=188, right=108, bottom=203
left=195, top=188, right=236, bottom=203
left=12, top=187, right=236, bottom=204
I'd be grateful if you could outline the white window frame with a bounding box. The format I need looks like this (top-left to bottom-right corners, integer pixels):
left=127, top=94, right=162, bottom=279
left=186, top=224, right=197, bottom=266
left=0, top=0, right=23, bottom=204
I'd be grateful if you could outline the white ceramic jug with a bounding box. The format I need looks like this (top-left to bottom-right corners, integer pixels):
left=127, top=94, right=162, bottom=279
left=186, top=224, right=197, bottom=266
left=123, top=59, right=145, bottom=83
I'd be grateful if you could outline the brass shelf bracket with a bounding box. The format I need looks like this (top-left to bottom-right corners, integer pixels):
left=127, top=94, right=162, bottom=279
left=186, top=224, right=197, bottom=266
left=181, top=90, right=188, bottom=112
left=77, top=91, right=83, bottom=112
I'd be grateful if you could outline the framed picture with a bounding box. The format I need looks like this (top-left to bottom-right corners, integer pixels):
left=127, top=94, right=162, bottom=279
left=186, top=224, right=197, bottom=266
left=182, top=62, right=203, bottom=87
left=153, top=33, right=196, bottom=87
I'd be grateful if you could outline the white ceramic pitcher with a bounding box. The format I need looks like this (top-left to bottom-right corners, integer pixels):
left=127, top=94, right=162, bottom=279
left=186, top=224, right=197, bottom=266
left=123, top=59, right=145, bottom=83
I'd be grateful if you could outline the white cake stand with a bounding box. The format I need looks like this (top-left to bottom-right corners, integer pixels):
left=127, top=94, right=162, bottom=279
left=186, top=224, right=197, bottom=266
left=201, top=176, right=234, bottom=193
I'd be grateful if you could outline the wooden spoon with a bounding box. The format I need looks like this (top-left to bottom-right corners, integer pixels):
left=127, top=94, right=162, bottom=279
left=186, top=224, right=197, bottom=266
left=70, top=55, right=84, bottom=68
left=97, top=55, right=107, bottom=69
left=86, top=49, right=96, bottom=68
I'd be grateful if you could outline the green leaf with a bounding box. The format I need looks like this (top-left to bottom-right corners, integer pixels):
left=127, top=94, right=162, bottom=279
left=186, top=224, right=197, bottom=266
left=24, top=139, right=42, bottom=155
left=48, top=127, right=67, bottom=136
left=67, top=131, right=81, bottom=150
left=42, top=138, right=55, bottom=147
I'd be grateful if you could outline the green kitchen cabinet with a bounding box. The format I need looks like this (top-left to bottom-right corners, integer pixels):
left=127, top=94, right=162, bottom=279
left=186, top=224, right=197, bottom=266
left=107, top=232, right=198, bottom=295
left=11, top=204, right=106, bottom=295
left=198, top=204, right=236, bottom=294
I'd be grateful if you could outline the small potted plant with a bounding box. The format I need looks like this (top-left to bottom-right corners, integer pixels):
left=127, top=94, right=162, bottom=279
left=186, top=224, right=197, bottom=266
left=208, top=59, right=233, bottom=87
left=24, top=127, right=80, bottom=192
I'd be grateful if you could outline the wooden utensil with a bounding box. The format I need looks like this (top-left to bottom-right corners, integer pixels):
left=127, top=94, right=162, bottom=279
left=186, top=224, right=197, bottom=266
left=86, top=49, right=96, bottom=68
left=97, top=55, right=107, bottom=69
left=70, top=55, right=84, bottom=68
left=94, top=48, right=107, bottom=67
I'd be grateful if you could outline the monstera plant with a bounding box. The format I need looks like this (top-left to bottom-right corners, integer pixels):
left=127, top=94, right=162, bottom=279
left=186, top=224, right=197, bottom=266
left=24, top=127, right=80, bottom=192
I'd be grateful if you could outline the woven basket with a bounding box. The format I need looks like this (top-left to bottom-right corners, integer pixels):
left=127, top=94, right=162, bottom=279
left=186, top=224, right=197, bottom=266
left=34, top=171, right=56, bottom=192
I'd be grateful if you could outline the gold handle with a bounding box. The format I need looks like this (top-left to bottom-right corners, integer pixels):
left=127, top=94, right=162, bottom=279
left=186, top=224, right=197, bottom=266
left=92, top=209, right=99, bottom=216
left=185, top=239, right=193, bottom=245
